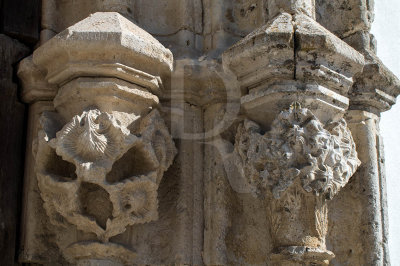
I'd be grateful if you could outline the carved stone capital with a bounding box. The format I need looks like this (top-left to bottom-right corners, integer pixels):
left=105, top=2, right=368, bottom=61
left=26, top=12, right=177, bottom=264
left=350, top=51, right=400, bottom=114
left=36, top=108, right=176, bottom=242
left=222, top=6, right=365, bottom=263
left=227, top=104, right=360, bottom=264
left=222, top=5, right=364, bottom=128
left=234, top=104, right=360, bottom=199
left=33, top=12, right=173, bottom=86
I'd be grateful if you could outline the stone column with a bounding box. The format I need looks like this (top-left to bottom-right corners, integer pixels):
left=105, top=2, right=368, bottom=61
left=17, top=56, right=56, bottom=262
left=18, top=12, right=177, bottom=265
left=346, top=110, right=384, bottom=265
left=347, top=55, right=400, bottom=265
left=222, top=0, right=364, bottom=264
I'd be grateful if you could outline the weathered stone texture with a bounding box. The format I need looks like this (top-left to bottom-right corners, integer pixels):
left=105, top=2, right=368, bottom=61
left=316, top=0, right=374, bottom=39
left=7, top=0, right=400, bottom=265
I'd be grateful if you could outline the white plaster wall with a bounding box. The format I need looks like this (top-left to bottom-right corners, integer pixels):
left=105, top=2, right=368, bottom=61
left=371, top=0, right=400, bottom=263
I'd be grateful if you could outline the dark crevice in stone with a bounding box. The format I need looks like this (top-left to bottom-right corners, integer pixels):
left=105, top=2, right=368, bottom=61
left=106, top=144, right=156, bottom=184
left=44, top=149, right=77, bottom=181
left=78, top=182, right=113, bottom=230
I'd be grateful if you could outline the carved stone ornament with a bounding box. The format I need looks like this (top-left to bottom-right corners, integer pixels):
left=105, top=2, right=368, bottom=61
left=232, top=103, right=361, bottom=264
left=34, top=108, right=176, bottom=257
left=234, top=103, right=361, bottom=200
left=21, top=11, right=178, bottom=264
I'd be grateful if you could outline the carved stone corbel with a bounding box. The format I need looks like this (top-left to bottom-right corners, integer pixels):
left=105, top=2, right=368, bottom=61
left=222, top=0, right=364, bottom=264
left=233, top=103, right=360, bottom=264
left=23, top=12, right=176, bottom=265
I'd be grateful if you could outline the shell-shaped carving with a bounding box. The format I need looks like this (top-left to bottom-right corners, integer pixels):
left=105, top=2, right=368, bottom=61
left=52, top=109, right=137, bottom=172
left=234, top=104, right=361, bottom=199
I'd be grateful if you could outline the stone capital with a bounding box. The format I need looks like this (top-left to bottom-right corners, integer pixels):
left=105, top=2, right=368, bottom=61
left=224, top=103, right=360, bottom=265
left=222, top=9, right=364, bottom=128
left=222, top=6, right=365, bottom=263
left=350, top=51, right=400, bottom=114
left=22, top=12, right=177, bottom=264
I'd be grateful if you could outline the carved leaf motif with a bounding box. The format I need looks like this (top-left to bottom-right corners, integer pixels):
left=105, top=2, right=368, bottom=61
left=35, top=109, right=177, bottom=242
left=315, top=197, right=328, bottom=239
left=51, top=109, right=137, bottom=173
left=234, top=106, right=361, bottom=199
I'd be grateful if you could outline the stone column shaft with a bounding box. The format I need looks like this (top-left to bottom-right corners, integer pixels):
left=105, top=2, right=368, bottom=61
left=347, top=41, right=400, bottom=266
left=347, top=110, right=386, bottom=265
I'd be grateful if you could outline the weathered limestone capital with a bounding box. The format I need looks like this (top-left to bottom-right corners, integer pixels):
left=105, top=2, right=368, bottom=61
left=234, top=104, right=360, bottom=200
left=20, top=12, right=177, bottom=265
left=350, top=51, right=400, bottom=114
left=33, top=12, right=172, bottom=94
left=222, top=1, right=364, bottom=264
left=225, top=103, right=360, bottom=265
left=222, top=0, right=364, bottom=128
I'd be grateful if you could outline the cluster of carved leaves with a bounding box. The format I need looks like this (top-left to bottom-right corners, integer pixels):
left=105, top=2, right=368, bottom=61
left=35, top=109, right=176, bottom=242
left=234, top=106, right=361, bottom=199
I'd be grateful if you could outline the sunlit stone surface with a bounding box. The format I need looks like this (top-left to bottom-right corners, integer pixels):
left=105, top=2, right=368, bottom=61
left=7, top=0, right=400, bottom=265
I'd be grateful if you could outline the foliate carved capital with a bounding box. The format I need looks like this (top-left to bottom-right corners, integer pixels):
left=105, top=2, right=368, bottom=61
left=36, top=109, right=176, bottom=244
left=27, top=11, right=177, bottom=263
left=234, top=103, right=361, bottom=200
